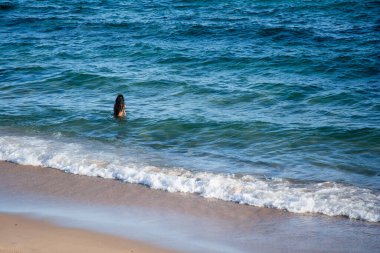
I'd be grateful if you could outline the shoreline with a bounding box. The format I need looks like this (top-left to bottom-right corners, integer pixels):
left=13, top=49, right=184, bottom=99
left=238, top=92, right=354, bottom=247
left=0, top=212, right=178, bottom=253
left=1, top=160, right=379, bottom=253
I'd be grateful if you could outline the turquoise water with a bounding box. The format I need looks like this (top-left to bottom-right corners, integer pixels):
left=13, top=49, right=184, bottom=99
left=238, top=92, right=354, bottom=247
left=1, top=0, right=380, bottom=220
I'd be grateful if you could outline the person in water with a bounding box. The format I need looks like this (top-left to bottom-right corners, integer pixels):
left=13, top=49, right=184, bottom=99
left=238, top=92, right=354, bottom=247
left=114, top=94, right=126, bottom=117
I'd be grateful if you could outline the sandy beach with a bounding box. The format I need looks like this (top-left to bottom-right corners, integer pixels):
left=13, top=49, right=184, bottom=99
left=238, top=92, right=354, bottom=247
left=0, top=213, right=177, bottom=253
left=1, top=160, right=379, bottom=253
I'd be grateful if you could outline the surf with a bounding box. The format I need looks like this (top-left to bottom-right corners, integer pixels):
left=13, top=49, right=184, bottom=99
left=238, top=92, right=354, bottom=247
left=1, top=132, right=378, bottom=222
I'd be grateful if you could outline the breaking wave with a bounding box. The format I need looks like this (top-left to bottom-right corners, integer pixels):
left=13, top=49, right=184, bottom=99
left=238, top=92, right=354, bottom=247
left=0, top=133, right=379, bottom=222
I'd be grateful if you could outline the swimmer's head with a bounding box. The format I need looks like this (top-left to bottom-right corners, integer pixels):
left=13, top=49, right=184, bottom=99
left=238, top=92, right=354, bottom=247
left=114, top=94, right=126, bottom=117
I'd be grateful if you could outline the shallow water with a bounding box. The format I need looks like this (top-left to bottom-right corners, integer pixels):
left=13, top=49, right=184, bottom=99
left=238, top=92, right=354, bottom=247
left=0, top=0, right=379, bottom=221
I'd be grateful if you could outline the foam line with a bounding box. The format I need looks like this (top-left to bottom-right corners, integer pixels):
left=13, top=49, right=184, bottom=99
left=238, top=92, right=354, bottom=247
left=0, top=134, right=379, bottom=222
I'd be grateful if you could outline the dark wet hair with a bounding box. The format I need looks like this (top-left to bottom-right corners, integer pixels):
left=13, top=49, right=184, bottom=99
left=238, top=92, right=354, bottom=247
left=114, top=94, right=125, bottom=117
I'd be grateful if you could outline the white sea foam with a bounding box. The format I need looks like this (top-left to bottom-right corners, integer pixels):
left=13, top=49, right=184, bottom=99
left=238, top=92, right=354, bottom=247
left=0, top=134, right=379, bottom=222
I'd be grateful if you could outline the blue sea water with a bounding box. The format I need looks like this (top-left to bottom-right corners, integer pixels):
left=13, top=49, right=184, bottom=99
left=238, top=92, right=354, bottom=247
left=0, top=0, right=379, bottom=221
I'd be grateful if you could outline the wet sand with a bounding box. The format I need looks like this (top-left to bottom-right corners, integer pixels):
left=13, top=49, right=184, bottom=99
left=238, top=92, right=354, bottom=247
left=0, top=213, right=178, bottom=253
left=0, top=161, right=379, bottom=253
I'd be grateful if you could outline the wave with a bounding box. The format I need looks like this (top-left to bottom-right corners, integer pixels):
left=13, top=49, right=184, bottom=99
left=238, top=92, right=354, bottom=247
left=0, top=133, right=379, bottom=222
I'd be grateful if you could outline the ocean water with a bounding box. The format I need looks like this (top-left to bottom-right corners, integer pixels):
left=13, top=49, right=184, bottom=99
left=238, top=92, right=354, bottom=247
left=0, top=0, right=379, bottom=222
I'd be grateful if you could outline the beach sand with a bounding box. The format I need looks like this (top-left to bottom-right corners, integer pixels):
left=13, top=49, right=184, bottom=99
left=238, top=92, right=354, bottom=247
left=0, top=161, right=379, bottom=253
left=0, top=213, right=177, bottom=253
